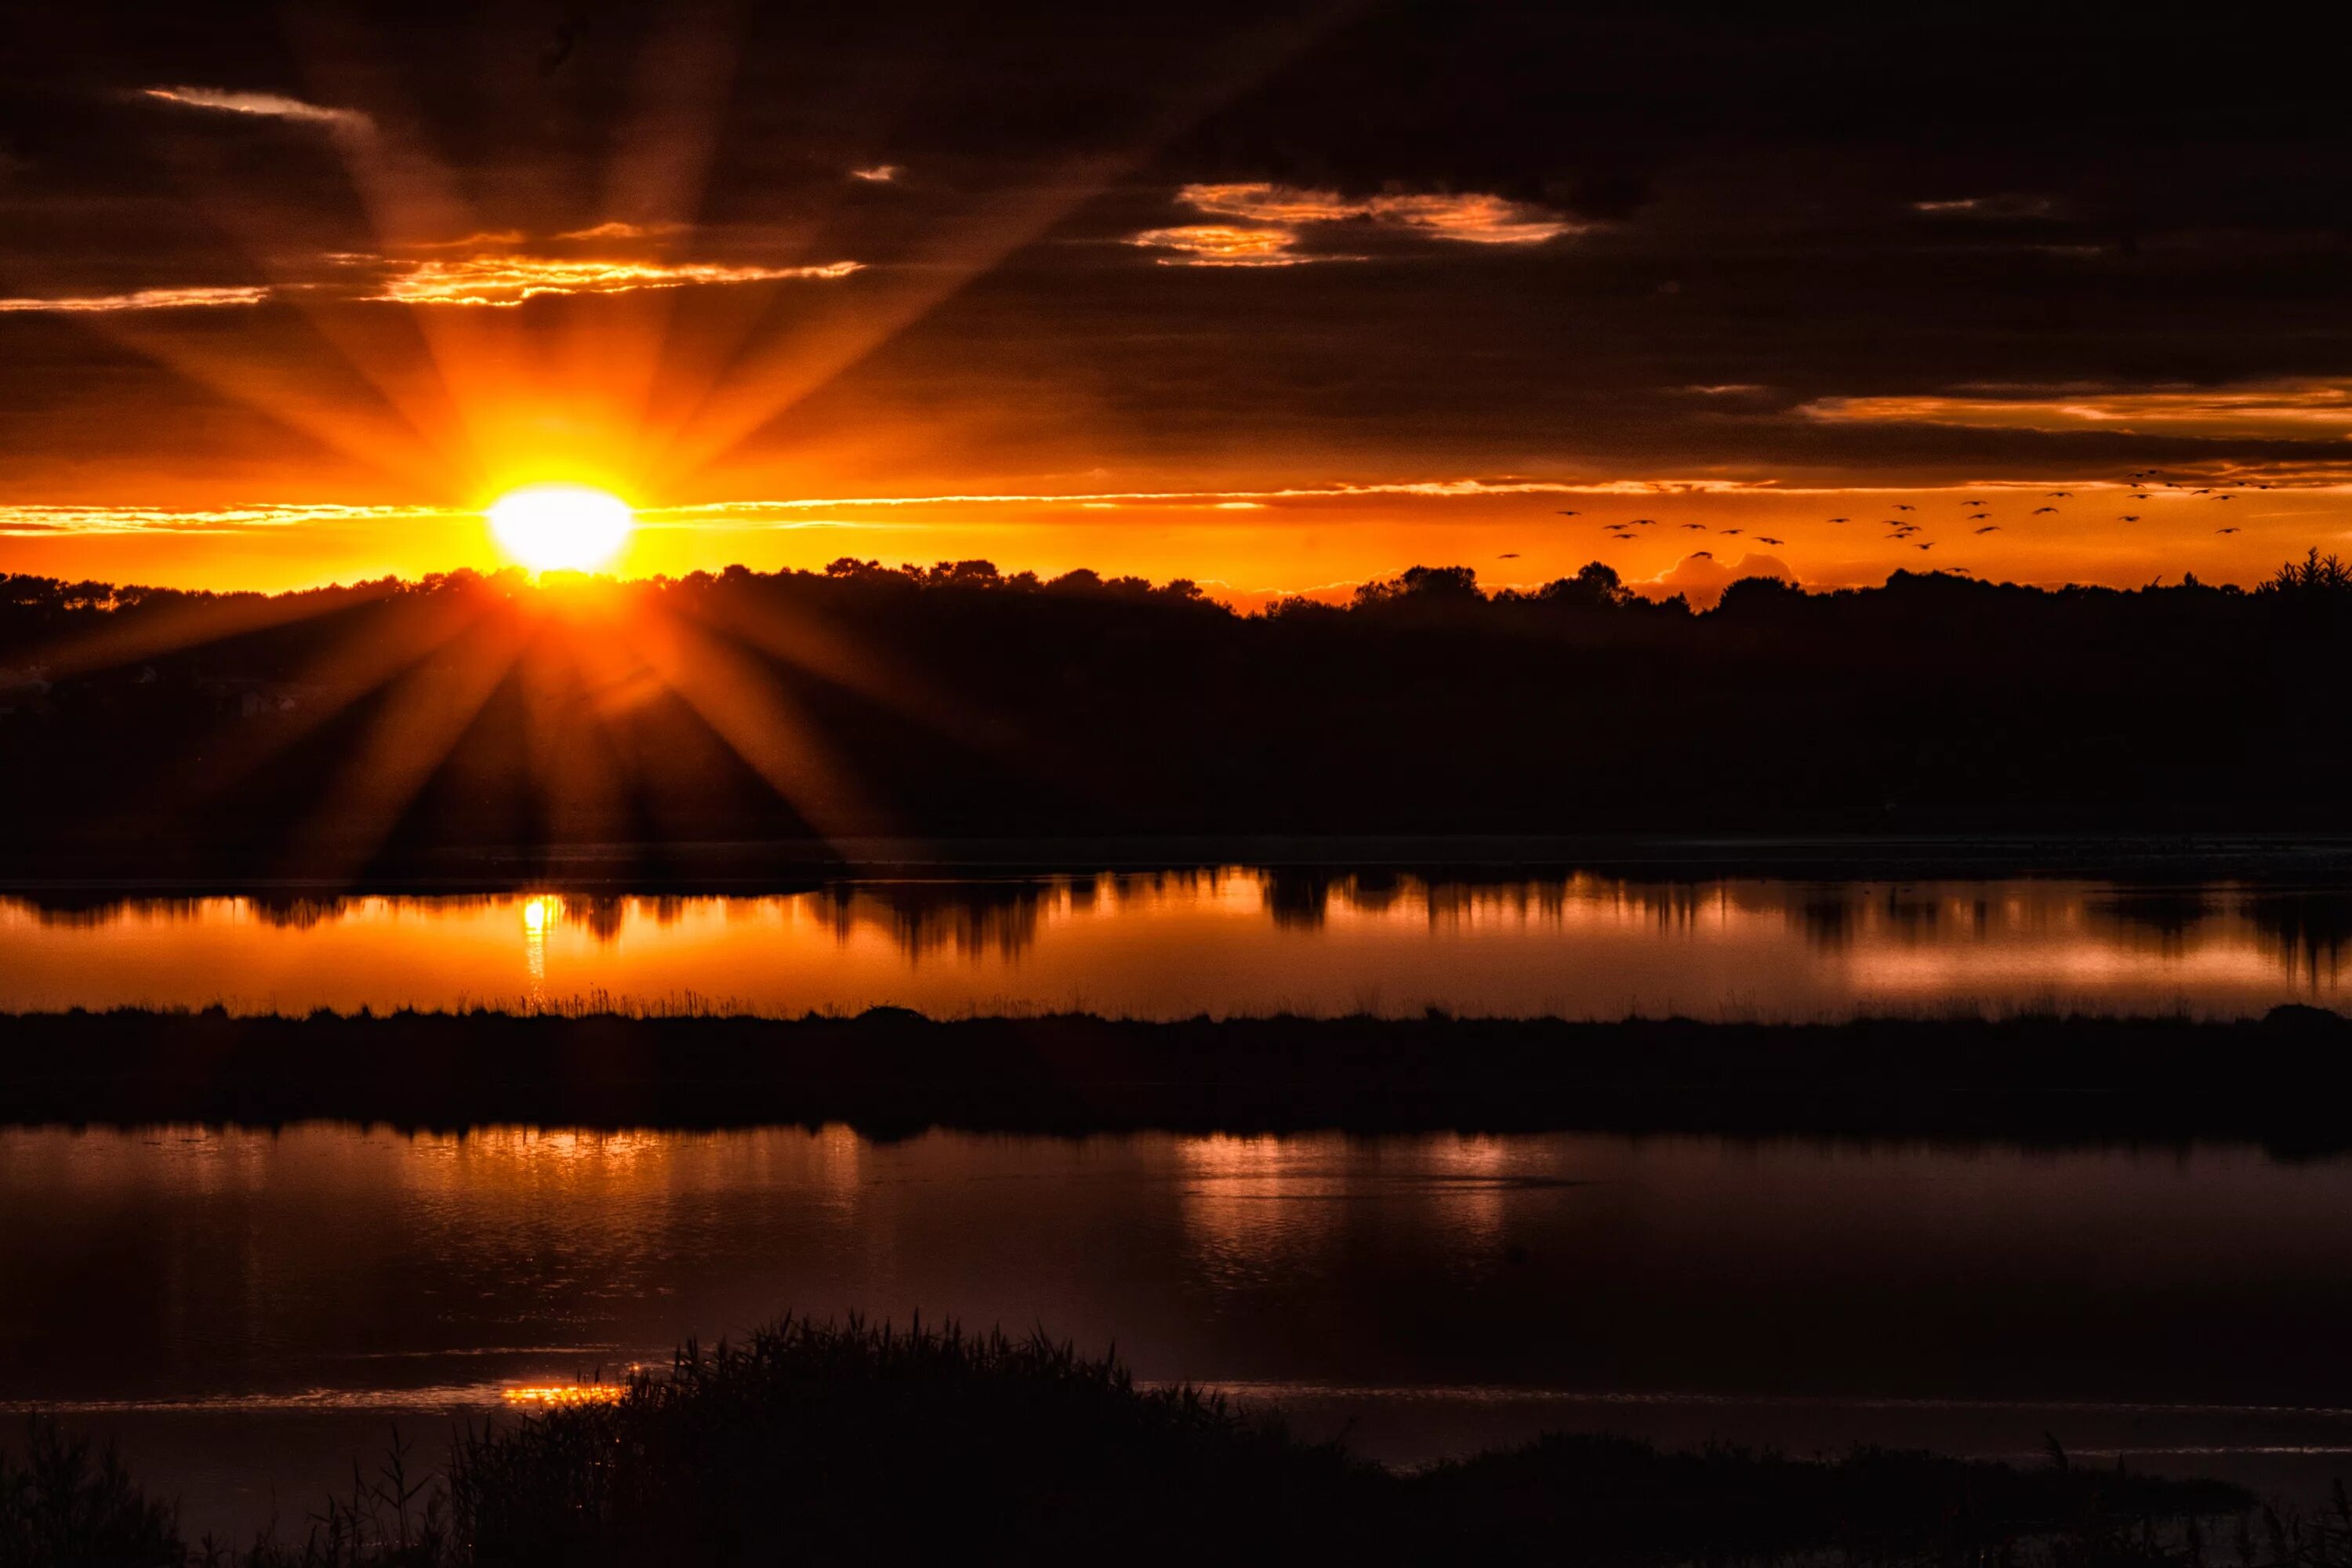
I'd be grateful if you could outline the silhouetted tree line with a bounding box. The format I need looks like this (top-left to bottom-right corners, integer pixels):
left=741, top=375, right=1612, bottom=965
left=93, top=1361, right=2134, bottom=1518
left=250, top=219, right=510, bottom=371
left=0, top=551, right=2347, bottom=869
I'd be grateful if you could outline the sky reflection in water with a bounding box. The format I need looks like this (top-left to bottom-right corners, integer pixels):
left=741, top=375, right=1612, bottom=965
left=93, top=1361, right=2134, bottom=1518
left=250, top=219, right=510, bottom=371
left=2, top=872, right=2347, bottom=1018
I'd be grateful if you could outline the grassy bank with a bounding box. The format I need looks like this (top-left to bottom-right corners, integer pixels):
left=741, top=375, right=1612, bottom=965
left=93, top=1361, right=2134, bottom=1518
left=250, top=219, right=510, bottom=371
left=2, top=1316, right=2269, bottom=1566
left=1, top=1004, right=2350, bottom=1145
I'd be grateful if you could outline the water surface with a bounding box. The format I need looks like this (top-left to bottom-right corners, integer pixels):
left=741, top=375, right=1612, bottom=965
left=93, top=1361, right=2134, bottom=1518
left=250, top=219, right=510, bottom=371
left=9, top=1124, right=2352, bottom=1538
left=2, top=871, right=2347, bottom=1018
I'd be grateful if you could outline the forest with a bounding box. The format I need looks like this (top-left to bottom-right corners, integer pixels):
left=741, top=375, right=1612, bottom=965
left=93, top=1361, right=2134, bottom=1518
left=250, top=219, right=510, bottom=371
left=2, top=552, right=2348, bottom=871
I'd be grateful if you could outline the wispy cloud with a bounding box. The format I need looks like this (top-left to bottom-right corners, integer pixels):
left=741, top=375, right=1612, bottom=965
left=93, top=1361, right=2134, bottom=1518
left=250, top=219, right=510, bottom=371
left=554, top=220, right=686, bottom=241
left=646, top=477, right=1773, bottom=519
left=0, top=503, right=427, bottom=536
left=370, top=256, right=860, bottom=306
left=849, top=165, right=900, bottom=183
left=141, top=85, right=372, bottom=136
left=402, top=230, right=526, bottom=251
left=1910, top=194, right=2056, bottom=219
left=0, top=285, right=270, bottom=314
left=1802, top=383, right=2352, bottom=437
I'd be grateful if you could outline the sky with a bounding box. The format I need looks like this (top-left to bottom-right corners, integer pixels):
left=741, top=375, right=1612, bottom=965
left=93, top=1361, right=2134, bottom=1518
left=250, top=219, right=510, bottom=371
left=5, top=2, right=2352, bottom=604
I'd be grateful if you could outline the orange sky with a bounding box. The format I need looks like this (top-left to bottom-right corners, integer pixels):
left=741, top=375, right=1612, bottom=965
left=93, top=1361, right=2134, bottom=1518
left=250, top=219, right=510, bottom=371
left=2, top=480, right=2342, bottom=611
left=8, top=7, right=2352, bottom=605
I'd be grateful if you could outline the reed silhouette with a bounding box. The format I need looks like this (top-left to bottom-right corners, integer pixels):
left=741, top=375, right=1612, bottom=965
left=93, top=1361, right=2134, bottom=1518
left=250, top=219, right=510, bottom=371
left=0, top=1316, right=2263, bottom=1566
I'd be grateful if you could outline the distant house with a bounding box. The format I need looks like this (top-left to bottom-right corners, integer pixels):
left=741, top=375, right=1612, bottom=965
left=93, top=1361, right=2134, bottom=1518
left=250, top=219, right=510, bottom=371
left=0, top=666, right=53, bottom=720
left=201, top=677, right=323, bottom=719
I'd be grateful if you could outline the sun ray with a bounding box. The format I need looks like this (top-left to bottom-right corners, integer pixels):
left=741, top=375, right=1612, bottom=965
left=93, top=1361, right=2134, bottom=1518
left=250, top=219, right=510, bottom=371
left=640, top=5, right=1351, bottom=489
left=277, top=612, right=531, bottom=881
left=609, top=596, right=885, bottom=843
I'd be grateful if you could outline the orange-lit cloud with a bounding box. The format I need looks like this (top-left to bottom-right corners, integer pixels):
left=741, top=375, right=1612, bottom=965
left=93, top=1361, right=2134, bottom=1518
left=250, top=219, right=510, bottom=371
left=1632, top=550, right=1795, bottom=608
left=1129, top=224, right=1310, bottom=267
left=1804, top=382, right=2352, bottom=438
left=850, top=165, right=901, bottom=183
left=1178, top=183, right=1581, bottom=245
left=402, top=230, right=528, bottom=250
left=0, top=285, right=270, bottom=314
left=369, top=256, right=861, bottom=307
left=1131, top=183, right=1580, bottom=266
left=141, top=85, right=371, bottom=136
left=1911, top=194, right=2056, bottom=218
left=554, top=220, right=687, bottom=241
left=0, top=503, right=441, bottom=536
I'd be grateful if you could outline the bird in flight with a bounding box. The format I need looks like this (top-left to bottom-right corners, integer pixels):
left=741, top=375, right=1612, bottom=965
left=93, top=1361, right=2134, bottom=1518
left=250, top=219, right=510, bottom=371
left=1967, top=513, right=1991, bottom=521
left=1682, top=522, right=1708, bottom=530
left=2118, top=514, right=2140, bottom=522
left=2216, top=527, right=2240, bottom=535
left=1962, top=498, right=1986, bottom=506
left=1555, top=510, right=1580, bottom=517
left=2216, top=495, right=2233, bottom=501
left=2032, top=506, right=2057, bottom=514
left=1893, top=503, right=1915, bottom=511
left=1755, top=536, right=1784, bottom=546
left=1918, top=542, right=1936, bottom=550
left=1826, top=517, right=1849, bottom=524
left=2131, top=492, right=2150, bottom=499
left=1721, top=528, right=1744, bottom=535
left=1498, top=552, right=1520, bottom=558
left=1974, top=525, right=2000, bottom=534
left=2046, top=491, right=2073, bottom=499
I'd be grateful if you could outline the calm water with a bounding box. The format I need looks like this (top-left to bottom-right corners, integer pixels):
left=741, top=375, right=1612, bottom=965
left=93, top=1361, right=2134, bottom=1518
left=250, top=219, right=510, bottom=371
left=1, top=872, right=2346, bottom=1018
left=9, top=1125, right=2352, bottom=1538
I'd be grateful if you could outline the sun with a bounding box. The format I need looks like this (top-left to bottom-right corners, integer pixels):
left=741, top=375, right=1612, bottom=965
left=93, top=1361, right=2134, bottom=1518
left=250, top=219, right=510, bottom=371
left=486, top=483, right=635, bottom=572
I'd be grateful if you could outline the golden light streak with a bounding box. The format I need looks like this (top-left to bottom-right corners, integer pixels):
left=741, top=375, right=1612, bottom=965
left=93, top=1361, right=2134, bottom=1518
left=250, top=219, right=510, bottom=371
left=140, top=85, right=371, bottom=135
left=1803, top=383, right=2352, bottom=437
left=0, top=287, right=271, bottom=314
left=373, top=256, right=860, bottom=307
left=500, top=1383, right=624, bottom=1406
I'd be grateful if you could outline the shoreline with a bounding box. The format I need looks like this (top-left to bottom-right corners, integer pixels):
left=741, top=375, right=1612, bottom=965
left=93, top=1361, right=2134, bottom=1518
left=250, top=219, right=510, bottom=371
left=3, top=1005, right=2349, bottom=1147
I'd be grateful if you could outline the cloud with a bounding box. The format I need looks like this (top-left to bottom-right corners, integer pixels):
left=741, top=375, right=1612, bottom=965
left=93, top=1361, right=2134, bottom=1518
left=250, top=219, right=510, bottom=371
left=1129, top=224, right=1313, bottom=267
left=369, top=256, right=860, bottom=306
left=141, top=85, right=371, bottom=137
left=643, top=477, right=1779, bottom=519
left=0, top=503, right=422, bottom=535
left=850, top=165, right=900, bottom=183
left=1130, top=183, right=1581, bottom=267
left=1911, top=194, right=2056, bottom=219
left=554, top=220, right=686, bottom=241
left=1631, top=550, right=1795, bottom=608
left=0, top=285, right=270, bottom=314
left=402, top=230, right=527, bottom=250
left=1178, top=183, right=1581, bottom=245
left=1802, top=383, right=2352, bottom=438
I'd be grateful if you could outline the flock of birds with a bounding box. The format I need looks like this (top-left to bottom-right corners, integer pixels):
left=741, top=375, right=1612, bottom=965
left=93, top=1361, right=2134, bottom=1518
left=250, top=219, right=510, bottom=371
left=1542, top=470, right=2269, bottom=572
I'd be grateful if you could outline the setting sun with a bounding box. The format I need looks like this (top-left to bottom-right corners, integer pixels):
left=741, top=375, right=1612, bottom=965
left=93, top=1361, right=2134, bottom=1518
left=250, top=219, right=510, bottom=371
left=487, top=484, right=635, bottom=573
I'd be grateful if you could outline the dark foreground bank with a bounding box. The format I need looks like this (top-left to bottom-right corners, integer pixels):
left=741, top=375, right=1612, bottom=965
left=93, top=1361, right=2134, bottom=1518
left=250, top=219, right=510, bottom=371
left=1, top=1316, right=2268, bottom=1567
left=3, top=1005, right=2351, bottom=1145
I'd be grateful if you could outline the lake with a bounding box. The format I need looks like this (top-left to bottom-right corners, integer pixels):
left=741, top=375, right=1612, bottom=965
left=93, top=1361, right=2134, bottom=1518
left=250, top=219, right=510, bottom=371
left=9, top=1124, right=2352, bottom=1541
left=2, top=870, right=2348, bottom=1018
